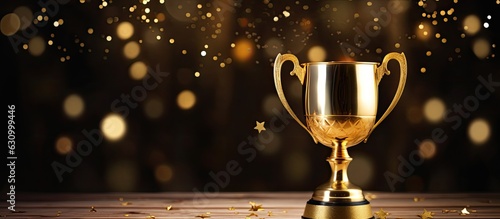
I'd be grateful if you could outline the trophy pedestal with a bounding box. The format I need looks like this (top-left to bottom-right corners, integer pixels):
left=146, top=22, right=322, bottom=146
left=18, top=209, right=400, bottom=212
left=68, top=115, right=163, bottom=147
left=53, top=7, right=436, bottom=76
left=301, top=142, right=374, bottom=219
left=302, top=199, right=373, bottom=219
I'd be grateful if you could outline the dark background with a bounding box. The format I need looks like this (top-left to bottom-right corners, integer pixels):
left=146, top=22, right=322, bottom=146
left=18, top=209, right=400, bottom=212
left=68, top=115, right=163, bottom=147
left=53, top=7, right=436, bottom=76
left=1, top=0, right=499, bottom=194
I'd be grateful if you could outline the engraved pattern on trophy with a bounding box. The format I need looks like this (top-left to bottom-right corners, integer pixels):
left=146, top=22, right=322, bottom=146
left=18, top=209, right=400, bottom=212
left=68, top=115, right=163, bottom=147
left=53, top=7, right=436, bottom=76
left=306, top=115, right=375, bottom=147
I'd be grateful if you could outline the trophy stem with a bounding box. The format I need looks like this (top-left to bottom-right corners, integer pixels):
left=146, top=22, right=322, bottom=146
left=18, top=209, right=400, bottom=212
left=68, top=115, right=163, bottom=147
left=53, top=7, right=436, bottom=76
left=328, top=139, right=352, bottom=190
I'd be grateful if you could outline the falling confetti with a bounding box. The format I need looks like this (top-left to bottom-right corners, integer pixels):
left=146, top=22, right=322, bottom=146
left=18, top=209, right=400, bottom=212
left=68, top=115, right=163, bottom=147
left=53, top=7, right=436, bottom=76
left=254, top=121, right=266, bottom=133
left=166, top=205, right=173, bottom=211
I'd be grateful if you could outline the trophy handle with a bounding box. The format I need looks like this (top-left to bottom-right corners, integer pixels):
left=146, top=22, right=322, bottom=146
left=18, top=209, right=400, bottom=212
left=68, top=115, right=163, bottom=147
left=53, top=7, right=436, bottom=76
left=365, top=52, right=407, bottom=142
left=273, top=53, right=318, bottom=143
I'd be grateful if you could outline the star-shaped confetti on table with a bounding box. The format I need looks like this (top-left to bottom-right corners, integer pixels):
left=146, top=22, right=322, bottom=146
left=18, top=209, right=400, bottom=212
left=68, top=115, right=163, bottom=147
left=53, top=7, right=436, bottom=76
left=166, top=205, right=172, bottom=211
left=374, top=208, right=389, bottom=219
left=195, top=212, right=211, bottom=218
left=418, top=209, right=434, bottom=219
left=254, top=121, right=266, bottom=133
left=459, top=207, right=470, bottom=215
left=249, top=201, right=264, bottom=211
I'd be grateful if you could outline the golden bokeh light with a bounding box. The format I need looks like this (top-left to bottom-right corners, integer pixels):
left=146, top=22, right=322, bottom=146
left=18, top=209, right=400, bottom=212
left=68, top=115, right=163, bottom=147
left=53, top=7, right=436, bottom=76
left=28, top=36, right=45, bottom=56
left=423, top=97, right=446, bottom=123
left=468, top=118, right=490, bottom=145
left=264, top=37, right=283, bottom=57
left=55, top=136, right=73, bottom=155
left=129, top=61, right=148, bottom=80
left=154, top=164, right=173, bottom=183
left=13, top=6, right=33, bottom=30
left=63, top=94, right=85, bottom=118
left=307, top=46, right=327, bottom=62
left=416, top=21, right=432, bottom=40
left=418, top=139, right=437, bottom=159
left=177, top=90, right=196, bottom=110
left=463, top=15, right=481, bottom=35
left=144, top=98, right=164, bottom=119
left=1, top=13, right=20, bottom=36
left=100, top=114, right=127, bottom=141
left=117, top=21, right=134, bottom=40
left=472, top=38, right=490, bottom=59
left=123, top=41, right=140, bottom=59
left=232, top=38, right=254, bottom=62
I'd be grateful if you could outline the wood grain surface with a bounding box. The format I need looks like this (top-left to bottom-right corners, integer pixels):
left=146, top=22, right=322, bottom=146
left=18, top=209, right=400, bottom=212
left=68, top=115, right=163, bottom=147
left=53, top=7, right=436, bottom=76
left=1, top=192, right=499, bottom=218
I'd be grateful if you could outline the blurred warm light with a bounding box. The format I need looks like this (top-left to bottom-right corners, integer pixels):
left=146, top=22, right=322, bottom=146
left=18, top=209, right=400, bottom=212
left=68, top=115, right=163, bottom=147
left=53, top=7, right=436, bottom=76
left=123, top=41, right=140, bottom=59
left=1, top=13, right=20, bottom=36
left=307, top=46, right=326, bottom=62
left=472, top=38, right=490, bottom=59
left=55, top=136, right=73, bottom=155
left=416, top=21, right=432, bottom=40
left=423, top=97, right=445, bottom=123
left=264, top=37, right=283, bottom=58
left=233, top=38, right=254, bottom=62
left=468, top=118, right=490, bottom=145
left=28, top=36, right=45, bottom=56
left=106, top=161, right=137, bottom=191
left=13, top=6, right=33, bottom=30
left=283, top=152, right=310, bottom=183
left=154, top=164, right=173, bottom=183
left=63, top=94, right=85, bottom=118
left=129, top=61, right=148, bottom=80
left=463, top=15, right=481, bottom=35
left=349, top=155, right=374, bottom=187
left=101, top=114, right=127, bottom=141
left=117, top=21, right=134, bottom=40
left=177, top=90, right=196, bottom=110
left=144, top=98, right=164, bottom=119
left=418, top=139, right=437, bottom=159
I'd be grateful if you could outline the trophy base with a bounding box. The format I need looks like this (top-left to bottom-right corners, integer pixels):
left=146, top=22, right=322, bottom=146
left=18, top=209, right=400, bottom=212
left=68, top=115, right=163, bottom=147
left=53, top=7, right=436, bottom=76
left=302, top=199, right=373, bottom=219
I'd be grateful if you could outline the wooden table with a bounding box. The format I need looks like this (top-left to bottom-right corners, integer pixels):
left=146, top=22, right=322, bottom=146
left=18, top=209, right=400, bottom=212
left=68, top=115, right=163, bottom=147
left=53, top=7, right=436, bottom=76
left=2, top=192, right=499, bottom=218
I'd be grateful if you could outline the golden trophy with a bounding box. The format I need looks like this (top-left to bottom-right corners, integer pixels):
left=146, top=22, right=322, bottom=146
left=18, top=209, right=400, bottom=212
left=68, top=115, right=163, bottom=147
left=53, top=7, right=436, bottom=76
left=273, top=52, right=407, bottom=219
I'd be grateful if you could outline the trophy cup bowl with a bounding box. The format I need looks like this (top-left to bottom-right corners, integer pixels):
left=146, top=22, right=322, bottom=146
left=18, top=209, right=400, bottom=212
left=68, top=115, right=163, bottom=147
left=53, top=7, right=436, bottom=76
left=273, top=53, right=407, bottom=219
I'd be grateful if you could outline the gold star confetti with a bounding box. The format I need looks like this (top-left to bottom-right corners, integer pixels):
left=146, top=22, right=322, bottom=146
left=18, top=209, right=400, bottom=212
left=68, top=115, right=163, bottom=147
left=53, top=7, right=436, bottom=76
left=147, top=215, right=156, bottom=219
left=254, top=121, right=266, bottom=133
left=459, top=207, right=470, bottom=215
left=249, top=201, right=264, bottom=211
left=166, top=205, right=173, bottom=211
left=374, top=208, right=389, bottom=219
left=414, top=197, right=425, bottom=202
left=56, top=211, right=61, bottom=217
left=195, top=213, right=211, bottom=218
left=121, top=202, right=132, bottom=206
left=267, top=211, right=273, bottom=216
left=247, top=212, right=259, bottom=217
left=90, top=206, right=97, bottom=212
left=228, top=206, right=236, bottom=211
left=365, top=193, right=377, bottom=201
left=418, top=209, right=434, bottom=219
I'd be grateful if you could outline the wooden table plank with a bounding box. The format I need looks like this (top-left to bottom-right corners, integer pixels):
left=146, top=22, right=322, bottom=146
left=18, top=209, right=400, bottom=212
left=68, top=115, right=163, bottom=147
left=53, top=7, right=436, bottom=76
left=1, top=192, right=499, bottom=218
